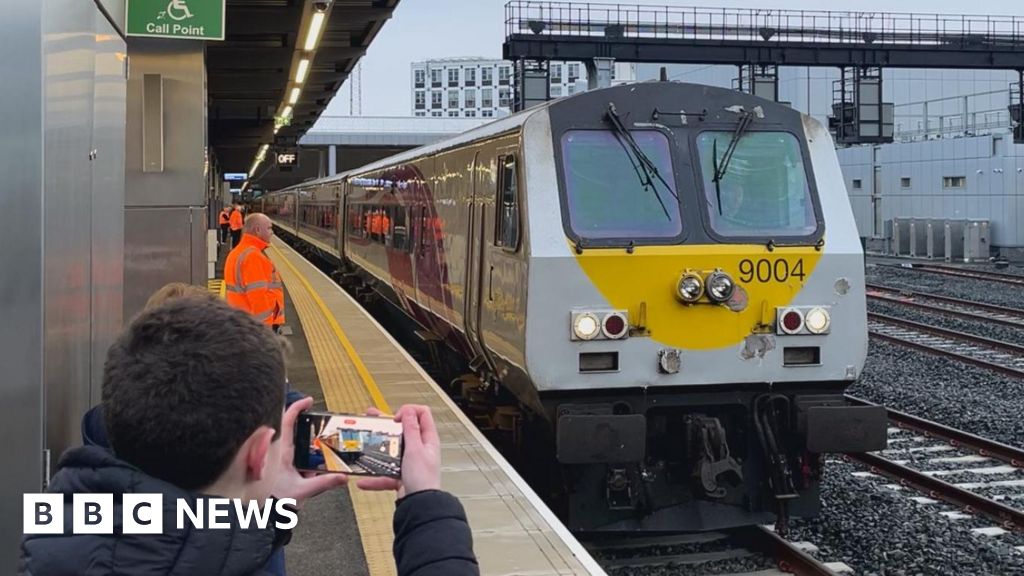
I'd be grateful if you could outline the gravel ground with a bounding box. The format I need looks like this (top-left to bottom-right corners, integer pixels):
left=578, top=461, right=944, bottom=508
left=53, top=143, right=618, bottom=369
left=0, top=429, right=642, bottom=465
left=786, top=460, right=1024, bottom=576
left=867, top=299, right=1024, bottom=347
left=851, top=339, right=1024, bottom=450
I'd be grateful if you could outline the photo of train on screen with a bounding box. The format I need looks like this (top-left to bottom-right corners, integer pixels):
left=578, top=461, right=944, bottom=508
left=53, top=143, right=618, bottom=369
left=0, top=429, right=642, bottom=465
left=295, top=413, right=403, bottom=478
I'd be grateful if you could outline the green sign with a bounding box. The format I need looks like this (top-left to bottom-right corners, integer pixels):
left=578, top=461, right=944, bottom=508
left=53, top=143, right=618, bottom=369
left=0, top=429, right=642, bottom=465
left=126, top=0, right=225, bottom=41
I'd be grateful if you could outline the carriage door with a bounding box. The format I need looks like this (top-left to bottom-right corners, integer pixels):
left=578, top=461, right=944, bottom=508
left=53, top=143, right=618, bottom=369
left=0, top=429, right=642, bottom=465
left=464, top=153, right=493, bottom=371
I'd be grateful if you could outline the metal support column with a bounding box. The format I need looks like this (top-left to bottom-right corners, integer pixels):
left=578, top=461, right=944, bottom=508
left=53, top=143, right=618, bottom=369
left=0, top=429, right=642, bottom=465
left=328, top=144, right=337, bottom=176
left=586, top=57, right=614, bottom=90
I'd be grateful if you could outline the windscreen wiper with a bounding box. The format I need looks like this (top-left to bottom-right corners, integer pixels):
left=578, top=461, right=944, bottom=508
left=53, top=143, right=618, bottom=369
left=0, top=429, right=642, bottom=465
left=711, top=109, right=755, bottom=214
left=605, top=103, right=679, bottom=220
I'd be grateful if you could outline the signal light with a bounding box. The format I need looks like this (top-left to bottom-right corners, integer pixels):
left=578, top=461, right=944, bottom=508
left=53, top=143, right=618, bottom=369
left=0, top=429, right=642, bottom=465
left=780, top=308, right=804, bottom=334
left=602, top=312, right=628, bottom=339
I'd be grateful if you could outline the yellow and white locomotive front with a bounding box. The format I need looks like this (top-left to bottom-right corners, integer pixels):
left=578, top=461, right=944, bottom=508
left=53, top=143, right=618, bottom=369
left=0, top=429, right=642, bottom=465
left=520, top=83, right=886, bottom=532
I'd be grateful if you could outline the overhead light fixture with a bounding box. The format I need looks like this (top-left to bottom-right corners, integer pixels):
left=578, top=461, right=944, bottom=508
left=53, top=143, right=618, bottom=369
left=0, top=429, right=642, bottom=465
left=304, top=12, right=326, bottom=51
left=282, top=105, right=293, bottom=119
left=295, top=58, right=310, bottom=83
left=289, top=87, right=302, bottom=105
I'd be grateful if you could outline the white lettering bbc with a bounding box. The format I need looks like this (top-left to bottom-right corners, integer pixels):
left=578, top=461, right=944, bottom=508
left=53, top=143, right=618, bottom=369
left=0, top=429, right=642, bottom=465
left=24, top=495, right=297, bottom=534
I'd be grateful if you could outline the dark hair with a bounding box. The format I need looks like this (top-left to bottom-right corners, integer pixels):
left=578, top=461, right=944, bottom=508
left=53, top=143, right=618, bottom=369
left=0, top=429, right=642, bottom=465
left=102, top=297, right=285, bottom=490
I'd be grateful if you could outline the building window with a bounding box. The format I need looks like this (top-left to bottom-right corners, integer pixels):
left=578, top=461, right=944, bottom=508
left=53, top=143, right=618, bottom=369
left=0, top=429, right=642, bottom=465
left=415, top=111, right=426, bottom=117
left=551, top=64, right=562, bottom=83
left=498, top=87, right=510, bottom=108
left=465, top=68, right=476, bottom=86
left=430, top=68, right=442, bottom=87
left=568, top=63, right=580, bottom=82
left=499, top=66, right=511, bottom=85
left=414, top=91, right=425, bottom=110
left=448, top=89, right=459, bottom=108
left=414, top=69, right=425, bottom=89
left=466, top=110, right=476, bottom=117
left=495, top=155, right=520, bottom=250
left=448, top=68, right=459, bottom=87
left=482, top=109, right=494, bottom=118
left=943, top=176, right=966, bottom=188
left=465, top=89, right=476, bottom=109
left=448, top=111, right=460, bottom=117
left=993, top=136, right=1002, bottom=156
left=567, top=84, right=576, bottom=95
left=900, top=177, right=911, bottom=188
left=551, top=85, right=562, bottom=97
left=481, top=87, right=493, bottom=108
left=852, top=179, right=862, bottom=189
left=431, top=91, right=442, bottom=109
left=431, top=111, right=442, bottom=117
left=482, top=67, right=493, bottom=86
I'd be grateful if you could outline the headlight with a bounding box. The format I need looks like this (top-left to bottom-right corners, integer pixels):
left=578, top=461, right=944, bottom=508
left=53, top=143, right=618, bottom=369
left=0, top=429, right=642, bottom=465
left=572, top=312, right=601, bottom=340
left=676, top=273, right=704, bottom=303
left=705, top=271, right=735, bottom=303
left=805, top=307, right=831, bottom=334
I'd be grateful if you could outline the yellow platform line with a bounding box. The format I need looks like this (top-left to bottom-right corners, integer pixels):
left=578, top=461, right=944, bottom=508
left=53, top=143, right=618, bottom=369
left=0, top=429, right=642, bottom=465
left=271, top=244, right=391, bottom=413
left=207, top=279, right=225, bottom=299
left=268, top=241, right=397, bottom=576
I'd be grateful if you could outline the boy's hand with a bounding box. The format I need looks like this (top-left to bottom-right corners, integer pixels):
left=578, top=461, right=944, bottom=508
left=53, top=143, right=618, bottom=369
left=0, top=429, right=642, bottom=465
left=356, top=404, right=441, bottom=498
left=273, top=397, right=347, bottom=504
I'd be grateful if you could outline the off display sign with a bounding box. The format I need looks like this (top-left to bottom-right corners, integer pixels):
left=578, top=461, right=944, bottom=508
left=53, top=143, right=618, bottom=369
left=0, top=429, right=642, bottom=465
left=127, top=0, right=225, bottom=41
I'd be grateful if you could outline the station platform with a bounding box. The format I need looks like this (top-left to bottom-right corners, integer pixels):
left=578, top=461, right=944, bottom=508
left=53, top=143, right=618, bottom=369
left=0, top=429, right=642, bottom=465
left=259, top=237, right=603, bottom=576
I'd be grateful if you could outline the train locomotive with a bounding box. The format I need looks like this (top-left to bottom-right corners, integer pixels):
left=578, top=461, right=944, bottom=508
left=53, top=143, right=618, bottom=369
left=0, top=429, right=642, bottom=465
left=262, top=82, right=886, bottom=532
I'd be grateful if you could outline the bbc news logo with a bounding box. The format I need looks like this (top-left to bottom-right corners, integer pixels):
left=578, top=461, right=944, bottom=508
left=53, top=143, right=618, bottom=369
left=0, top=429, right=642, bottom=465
left=24, top=494, right=298, bottom=534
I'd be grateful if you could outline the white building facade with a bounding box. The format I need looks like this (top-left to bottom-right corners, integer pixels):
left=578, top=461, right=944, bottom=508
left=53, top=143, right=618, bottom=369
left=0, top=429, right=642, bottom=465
left=411, top=58, right=637, bottom=118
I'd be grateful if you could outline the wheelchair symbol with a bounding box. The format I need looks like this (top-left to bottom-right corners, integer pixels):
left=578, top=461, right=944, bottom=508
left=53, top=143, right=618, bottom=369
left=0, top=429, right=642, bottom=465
left=165, top=0, right=194, bottom=21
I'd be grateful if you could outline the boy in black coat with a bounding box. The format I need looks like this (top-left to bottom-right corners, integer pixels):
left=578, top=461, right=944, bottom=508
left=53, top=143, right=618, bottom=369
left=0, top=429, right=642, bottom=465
left=20, top=297, right=478, bottom=576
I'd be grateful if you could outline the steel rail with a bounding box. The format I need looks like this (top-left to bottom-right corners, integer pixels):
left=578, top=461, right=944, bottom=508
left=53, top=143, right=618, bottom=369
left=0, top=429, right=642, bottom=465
left=898, top=263, right=1024, bottom=286
left=846, top=395, right=1024, bottom=468
left=867, top=312, right=1024, bottom=379
left=866, top=284, right=1024, bottom=328
left=730, top=526, right=840, bottom=576
left=846, top=451, right=1024, bottom=531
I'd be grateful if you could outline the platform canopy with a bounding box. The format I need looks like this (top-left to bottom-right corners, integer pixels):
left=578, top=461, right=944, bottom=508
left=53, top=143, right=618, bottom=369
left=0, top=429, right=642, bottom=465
left=208, top=0, right=399, bottom=175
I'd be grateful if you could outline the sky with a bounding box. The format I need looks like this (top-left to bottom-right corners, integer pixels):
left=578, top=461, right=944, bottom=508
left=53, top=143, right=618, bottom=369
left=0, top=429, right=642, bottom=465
left=321, top=0, right=1024, bottom=119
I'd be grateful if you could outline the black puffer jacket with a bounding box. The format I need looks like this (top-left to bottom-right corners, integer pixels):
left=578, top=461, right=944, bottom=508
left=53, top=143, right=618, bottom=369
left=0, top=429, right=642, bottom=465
left=19, top=446, right=285, bottom=576
left=393, top=490, right=479, bottom=576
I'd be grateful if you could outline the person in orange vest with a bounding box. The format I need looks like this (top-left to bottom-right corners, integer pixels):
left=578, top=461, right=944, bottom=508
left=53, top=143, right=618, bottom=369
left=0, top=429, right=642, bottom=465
left=218, top=206, right=231, bottom=245
left=224, top=213, right=285, bottom=332
left=229, top=203, right=244, bottom=247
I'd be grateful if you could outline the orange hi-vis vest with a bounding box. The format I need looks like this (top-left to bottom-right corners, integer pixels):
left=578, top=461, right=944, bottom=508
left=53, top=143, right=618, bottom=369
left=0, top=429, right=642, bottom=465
left=229, top=209, right=243, bottom=231
left=219, top=209, right=231, bottom=226
left=224, top=234, right=285, bottom=326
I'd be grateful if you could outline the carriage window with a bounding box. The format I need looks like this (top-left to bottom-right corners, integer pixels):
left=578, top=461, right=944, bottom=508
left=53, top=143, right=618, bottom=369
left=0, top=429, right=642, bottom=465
left=561, top=130, right=681, bottom=239
left=495, top=155, right=520, bottom=250
left=696, top=131, right=816, bottom=238
left=347, top=205, right=363, bottom=237
left=390, top=206, right=409, bottom=251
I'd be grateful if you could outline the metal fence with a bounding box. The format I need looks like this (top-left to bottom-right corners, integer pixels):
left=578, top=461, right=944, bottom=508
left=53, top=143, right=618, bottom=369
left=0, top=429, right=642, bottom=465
left=506, top=1, right=1024, bottom=47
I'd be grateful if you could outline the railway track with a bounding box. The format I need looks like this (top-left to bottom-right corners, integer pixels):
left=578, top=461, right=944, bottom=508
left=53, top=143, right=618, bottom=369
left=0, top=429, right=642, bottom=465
left=866, top=283, right=1024, bottom=328
left=893, top=263, right=1024, bottom=286
left=845, top=396, right=1024, bottom=531
left=586, top=526, right=843, bottom=575
left=867, top=312, right=1024, bottom=378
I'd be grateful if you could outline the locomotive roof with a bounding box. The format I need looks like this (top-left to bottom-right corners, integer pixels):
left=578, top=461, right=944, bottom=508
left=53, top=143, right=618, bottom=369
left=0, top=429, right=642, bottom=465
left=269, top=81, right=803, bottom=195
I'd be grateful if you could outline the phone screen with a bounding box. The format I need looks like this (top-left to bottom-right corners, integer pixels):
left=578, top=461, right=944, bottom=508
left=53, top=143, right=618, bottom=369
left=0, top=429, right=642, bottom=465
left=294, top=412, right=403, bottom=478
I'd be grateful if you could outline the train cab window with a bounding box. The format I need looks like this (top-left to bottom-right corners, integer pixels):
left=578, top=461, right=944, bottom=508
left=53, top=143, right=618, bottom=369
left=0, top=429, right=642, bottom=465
left=696, top=131, right=816, bottom=238
left=561, top=130, right=681, bottom=240
left=495, top=155, right=521, bottom=250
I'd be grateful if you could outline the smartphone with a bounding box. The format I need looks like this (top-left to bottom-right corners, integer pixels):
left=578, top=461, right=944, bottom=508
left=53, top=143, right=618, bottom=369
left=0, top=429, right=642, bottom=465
left=294, top=411, right=403, bottom=478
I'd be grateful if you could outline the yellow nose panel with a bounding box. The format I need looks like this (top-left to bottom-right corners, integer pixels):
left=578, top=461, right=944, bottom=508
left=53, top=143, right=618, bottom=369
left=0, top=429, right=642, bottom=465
left=571, top=243, right=824, bottom=350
